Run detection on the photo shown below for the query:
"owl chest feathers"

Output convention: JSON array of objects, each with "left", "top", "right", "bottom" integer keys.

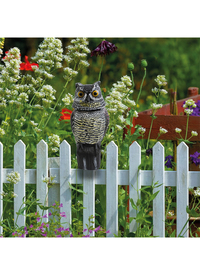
[{"left": 72, "top": 109, "right": 106, "bottom": 144}]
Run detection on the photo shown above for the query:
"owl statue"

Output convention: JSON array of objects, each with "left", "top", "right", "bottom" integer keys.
[{"left": 71, "top": 81, "right": 109, "bottom": 170}]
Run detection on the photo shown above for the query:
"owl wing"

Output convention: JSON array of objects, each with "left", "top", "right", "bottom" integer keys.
[
  {"left": 70, "top": 110, "right": 75, "bottom": 134},
  {"left": 104, "top": 108, "right": 109, "bottom": 135}
]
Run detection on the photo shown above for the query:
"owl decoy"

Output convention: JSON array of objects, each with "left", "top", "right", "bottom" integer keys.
[{"left": 71, "top": 81, "right": 109, "bottom": 170}]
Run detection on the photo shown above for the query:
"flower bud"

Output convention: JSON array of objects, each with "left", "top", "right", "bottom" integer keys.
[
  {"left": 127, "top": 62, "right": 134, "bottom": 71},
  {"left": 141, "top": 59, "right": 148, "bottom": 67}
]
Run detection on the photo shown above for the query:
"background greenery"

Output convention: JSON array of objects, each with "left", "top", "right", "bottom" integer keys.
[{"left": 4, "top": 37, "right": 200, "bottom": 105}]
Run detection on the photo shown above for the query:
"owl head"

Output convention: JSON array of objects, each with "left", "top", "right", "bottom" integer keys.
[{"left": 72, "top": 81, "right": 105, "bottom": 111}]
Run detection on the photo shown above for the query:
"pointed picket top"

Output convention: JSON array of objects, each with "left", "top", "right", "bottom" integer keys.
[
  {"left": 177, "top": 141, "right": 189, "bottom": 153},
  {"left": 153, "top": 141, "right": 164, "bottom": 152},
  {"left": 14, "top": 139, "right": 25, "bottom": 148},
  {"left": 60, "top": 139, "right": 71, "bottom": 148},
  {"left": 107, "top": 141, "right": 117, "bottom": 149},
  {"left": 37, "top": 139, "right": 48, "bottom": 149}
]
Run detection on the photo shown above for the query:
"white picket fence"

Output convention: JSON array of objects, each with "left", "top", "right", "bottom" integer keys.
[{"left": 0, "top": 139, "right": 200, "bottom": 237}]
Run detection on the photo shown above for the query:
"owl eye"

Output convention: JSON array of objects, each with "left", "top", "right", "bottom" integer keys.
[
  {"left": 78, "top": 91, "right": 84, "bottom": 98},
  {"left": 92, "top": 90, "right": 99, "bottom": 97}
]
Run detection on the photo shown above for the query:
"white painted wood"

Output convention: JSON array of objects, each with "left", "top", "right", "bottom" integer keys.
[
  {"left": 60, "top": 140, "right": 71, "bottom": 228},
  {"left": 36, "top": 140, "right": 48, "bottom": 219},
  {"left": 14, "top": 140, "right": 26, "bottom": 228},
  {"left": 83, "top": 170, "right": 95, "bottom": 236},
  {"left": 176, "top": 142, "right": 189, "bottom": 237},
  {"left": 106, "top": 141, "right": 118, "bottom": 237},
  {"left": 153, "top": 142, "right": 165, "bottom": 237},
  {"left": 40, "top": 168, "right": 200, "bottom": 189},
  {"left": 129, "top": 141, "right": 141, "bottom": 233},
  {"left": 0, "top": 143, "right": 3, "bottom": 235}
]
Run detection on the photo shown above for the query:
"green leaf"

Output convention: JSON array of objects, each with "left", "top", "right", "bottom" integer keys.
[
  {"left": 68, "top": 182, "right": 86, "bottom": 194},
  {"left": 149, "top": 191, "right": 160, "bottom": 201},
  {"left": 38, "top": 205, "right": 51, "bottom": 210}
]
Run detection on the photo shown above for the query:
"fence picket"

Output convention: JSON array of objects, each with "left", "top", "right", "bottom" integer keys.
[
  {"left": 0, "top": 143, "right": 3, "bottom": 235},
  {"left": 129, "top": 141, "right": 141, "bottom": 233},
  {"left": 60, "top": 140, "right": 71, "bottom": 228},
  {"left": 37, "top": 140, "right": 48, "bottom": 219},
  {"left": 153, "top": 142, "right": 165, "bottom": 237},
  {"left": 106, "top": 141, "right": 118, "bottom": 237},
  {"left": 14, "top": 140, "right": 26, "bottom": 228},
  {"left": 177, "top": 142, "right": 189, "bottom": 237},
  {"left": 83, "top": 170, "right": 95, "bottom": 236}
]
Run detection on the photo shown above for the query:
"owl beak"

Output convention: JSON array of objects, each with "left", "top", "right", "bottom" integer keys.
[{"left": 86, "top": 93, "right": 92, "bottom": 102}]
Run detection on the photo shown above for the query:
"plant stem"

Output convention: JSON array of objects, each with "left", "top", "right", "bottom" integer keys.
[
  {"left": 136, "top": 68, "right": 146, "bottom": 107},
  {"left": 43, "top": 80, "right": 69, "bottom": 129},
  {"left": 185, "top": 114, "right": 189, "bottom": 140},
  {"left": 146, "top": 114, "right": 155, "bottom": 150},
  {"left": 98, "top": 57, "right": 104, "bottom": 82}
]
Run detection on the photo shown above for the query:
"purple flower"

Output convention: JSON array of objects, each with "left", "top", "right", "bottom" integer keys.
[
  {"left": 56, "top": 227, "right": 64, "bottom": 233},
  {"left": 105, "top": 230, "right": 110, "bottom": 234},
  {"left": 70, "top": 233, "right": 73, "bottom": 237},
  {"left": 59, "top": 203, "right": 63, "bottom": 208},
  {"left": 60, "top": 212, "right": 66, "bottom": 218},
  {"left": 146, "top": 148, "right": 152, "bottom": 157},
  {"left": 52, "top": 203, "right": 56, "bottom": 206},
  {"left": 48, "top": 212, "right": 52, "bottom": 216},
  {"left": 36, "top": 217, "right": 40, "bottom": 222},
  {"left": 190, "top": 151, "right": 200, "bottom": 166},
  {"left": 93, "top": 226, "right": 101, "bottom": 232},
  {"left": 41, "top": 233, "right": 47, "bottom": 237},
  {"left": 83, "top": 228, "right": 87, "bottom": 232},
  {"left": 65, "top": 228, "right": 70, "bottom": 232},
  {"left": 42, "top": 214, "right": 48, "bottom": 218},
  {"left": 91, "top": 40, "right": 117, "bottom": 57},
  {"left": 29, "top": 224, "right": 33, "bottom": 229},
  {"left": 165, "top": 155, "right": 174, "bottom": 168}
]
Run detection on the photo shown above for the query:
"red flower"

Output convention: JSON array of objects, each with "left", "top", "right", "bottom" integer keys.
[
  {"left": 20, "top": 56, "right": 39, "bottom": 71},
  {"left": 59, "top": 108, "right": 72, "bottom": 122}
]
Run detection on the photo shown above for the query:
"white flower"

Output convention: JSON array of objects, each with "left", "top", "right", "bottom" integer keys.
[
  {"left": 6, "top": 171, "right": 21, "bottom": 184},
  {"left": 194, "top": 188, "right": 200, "bottom": 197},
  {"left": 175, "top": 128, "right": 182, "bottom": 133},
  {"left": 184, "top": 99, "right": 196, "bottom": 108},
  {"left": 0, "top": 128, "right": 5, "bottom": 135},
  {"left": 191, "top": 131, "right": 198, "bottom": 137},
  {"left": 184, "top": 108, "right": 193, "bottom": 115},
  {"left": 139, "top": 127, "right": 146, "bottom": 135},
  {"left": 159, "top": 127, "right": 168, "bottom": 134},
  {"left": 151, "top": 103, "right": 163, "bottom": 110},
  {"left": 154, "top": 75, "right": 167, "bottom": 86},
  {"left": 160, "top": 89, "right": 168, "bottom": 95},
  {"left": 152, "top": 87, "right": 159, "bottom": 94},
  {"left": 132, "top": 110, "right": 138, "bottom": 117}
]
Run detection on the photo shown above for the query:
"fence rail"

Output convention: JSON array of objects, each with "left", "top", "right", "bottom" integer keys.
[{"left": 1, "top": 139, "right": 200, "bottom": 237}]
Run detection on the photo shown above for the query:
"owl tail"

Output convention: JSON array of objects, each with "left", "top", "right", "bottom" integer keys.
[{"left": 76, "top": 143, "right": 101, "bottom": 170}]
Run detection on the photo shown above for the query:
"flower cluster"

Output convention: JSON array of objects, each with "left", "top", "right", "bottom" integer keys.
[
  {"left": 6, "top": 171, "right": 21, "bottom": 184},
  {"left": 105, "top": 75, "right": 135, "bottom": 132},
  {"left": 63, "top": 38, "right": 90, "bottom": 81},
  {"left": 91, "top": 40, "right": 117, "bottom": 57},
  {"left": 32, "top": 37, "right": 63, "bottom": 79},
  {"left": 48, "top": 134, "right": 60, "bottom": 153},
  {"left": 183, "top": 99, "right": 196, "bottom": 116}
]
